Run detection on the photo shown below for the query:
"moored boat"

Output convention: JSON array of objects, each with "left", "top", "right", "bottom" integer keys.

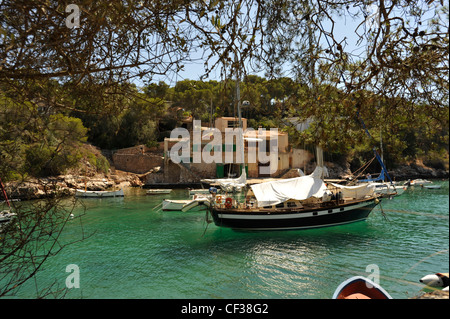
[
  {"left": 410, "top": 179, "right": 432, "bottom": 186},
  {"left": 75, "top": 188, "right": 124, "bottom": 198},
  {"left": 423, "top": 184, "right": 441, "bottom": 189},
  {"left": 371, "top": 182, "right": 407, "bottom": 197},
  {"left": 146, "top": 189, "right": 172, "bottom": 195},
  {"left": 208, "top": 167, "right": 381, "bottom": 231},
  {"left": 0, "top": 210, "right": 16, "bottom": 223},
  {"left": 332, "top": 276, "right": 393, "bottom": 299},
  {"left": 162, "top": 194, "right": 211, "bottom": 211},
  {"left": 188, "top": 188, "right": 210, "bottom": 195}
]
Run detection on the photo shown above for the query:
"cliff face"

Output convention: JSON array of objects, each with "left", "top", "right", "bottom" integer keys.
[{"left": 388, "top": 163, "right": 449, "bottom": 180}]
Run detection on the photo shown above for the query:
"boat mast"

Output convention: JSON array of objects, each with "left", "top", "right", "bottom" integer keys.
[{"left": 234, "top": 52, "right": 245, "bottom": 176}]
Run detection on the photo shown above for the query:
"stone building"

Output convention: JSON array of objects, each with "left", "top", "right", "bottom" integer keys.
[{"left": 162, "top": 117, "right": 313, "bottom": 182}]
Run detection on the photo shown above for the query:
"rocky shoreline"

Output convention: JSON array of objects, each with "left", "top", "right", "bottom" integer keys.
[
  {"left": 1, "top": 162, "right": 448, "bottom": 202},
  {"left": 2, "top": 170, "right": 143, "bottom": 201}
]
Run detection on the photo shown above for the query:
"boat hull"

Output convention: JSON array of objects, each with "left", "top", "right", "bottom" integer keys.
[
  {"left": 375, "top": 185, "right": 406, "bottom": 197},
  {"left": 332, "top": 276, "right": 392, "bottom": 299},
  {"left": 162, "top": 199, "right": 207, "bottom": 211},
  {"left": 209, "top": 198, "right": 378, "bottom": 231},
  {"left": 75, "top": 189, "right": 124, "bottom": 198},
  {"left": 147, "top": 189, "right": 172, "bottom": 195}
]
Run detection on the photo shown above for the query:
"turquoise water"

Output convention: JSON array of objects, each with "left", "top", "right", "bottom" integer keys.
[{"left": 6, "top": 181, "right": 449, "bottom": 299}]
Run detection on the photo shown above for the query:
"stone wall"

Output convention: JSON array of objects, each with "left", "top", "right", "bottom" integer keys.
[{"left": 112, "top": 145, "right": 163, "bottom": 174}]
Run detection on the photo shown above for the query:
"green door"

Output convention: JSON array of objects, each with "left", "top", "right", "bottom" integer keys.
[{"left": 216, "top": 163, "right": 224, "bottom": 178}]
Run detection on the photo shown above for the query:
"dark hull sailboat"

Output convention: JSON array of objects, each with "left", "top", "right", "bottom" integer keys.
[
  {"left": 207, "top": 165, "right": 380, "bottom": 231},
  {"left": 209, "top": 196, "right": 379, "bottom": 231}
]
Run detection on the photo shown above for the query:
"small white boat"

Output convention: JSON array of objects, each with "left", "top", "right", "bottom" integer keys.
[
  {"left": 423, "top": 185, "right": 441, "bottom": 189},
  {"left": 0, "top": 210, "right": 16, "bottom": 223},
  {"left": 410, "top": 179, "right": 432, "bottom": 186},
  {"left": 188, "top": 189, "right": 210, "bottom": 195},
  {"left": 371, "top": 182, "right": 407, "bottom": 197},
  {"left": 181, "top": 198, "right": 211, "bottom": 212},
  {"left": 146, "top": 189, "right": 172, "bottom": 195},
  {"left": 75, "top": 188, "right": 124, "bottom": 198},
  {"left": 162, "top": 194, "right": 210, "bottom": 211}
]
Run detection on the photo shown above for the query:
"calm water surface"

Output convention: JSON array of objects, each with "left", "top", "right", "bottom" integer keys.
[{"left": 9, "top": 181, "right": 449, "bottom": 299}]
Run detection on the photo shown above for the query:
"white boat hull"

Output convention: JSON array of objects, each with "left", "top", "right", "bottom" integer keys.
[
  {"left": 373, "top": 184, "right": 406, "bottom": 196},
  {"left": 147, "top": 189, "right": 172, "bottom": 194},
  {"left": 0, "top": 210, "right": 16, "bottom": 223},
  {"left": 75, "top": 189, "right": 124, "bottom": 198},
  {"left": 162, "top": 198, "right": 210, "bottom": 211},
  {"left": 410, "top": 179, "right": 432, "bottom": 186},
  {"left": 189, "top": 189, "right": 210, "bottom": 195},
  {"left": 423, "top": 185, "right": 441, "bottom": 189}
]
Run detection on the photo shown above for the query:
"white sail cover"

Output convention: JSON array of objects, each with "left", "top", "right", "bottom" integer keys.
[
  {"left": 250, "top": 167, "right": 328, "bottom": 207},
  {"left": 329, "top": 182, "right": 375, "bottom": 199}
]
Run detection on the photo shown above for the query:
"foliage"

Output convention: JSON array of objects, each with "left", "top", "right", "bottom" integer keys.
[{"left": 0, "top": 0, "right": 448, "bottom": 298}]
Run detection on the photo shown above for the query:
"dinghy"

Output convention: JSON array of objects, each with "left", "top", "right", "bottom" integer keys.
[{"left": 332, "top": 276, "right": 393, "bottom": 299}]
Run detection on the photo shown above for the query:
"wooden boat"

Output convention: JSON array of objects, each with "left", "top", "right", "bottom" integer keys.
[
  {"left": 146, "top": 189, "right": 172, "bottom": 195},
  {"left": 332, "top": 276, "right": 393, "bottom": 299},
  {"left": 208, "top": 168, "right": 381, "bottom": 231},
  {"left": 75, "top": 188, "right": 124, "bottom": 198},
  {"left": 210, "top": 195, "right": 379, "bottom": 231}
]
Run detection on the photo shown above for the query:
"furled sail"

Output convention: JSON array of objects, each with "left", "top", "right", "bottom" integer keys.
[
  {"left": 250, "top": 167, "right": 328, "bottom": 207},
  {"left": 329, "top": 182, "right": 375, "bottom": 200}
]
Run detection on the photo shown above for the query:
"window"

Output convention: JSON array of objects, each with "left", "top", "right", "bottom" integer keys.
[{"left": 227, "top": 120, "right": 237, "bottom": 128}]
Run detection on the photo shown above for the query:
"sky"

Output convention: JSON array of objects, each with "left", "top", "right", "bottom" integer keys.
[
  {"left": 148, "top": 2, "right": 440, "bottom": 87},
  {"left": 149, "top": 6, "right": 372, "bottom": 86}
]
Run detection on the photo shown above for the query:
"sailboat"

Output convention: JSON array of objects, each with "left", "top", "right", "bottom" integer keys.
[
  {"left": 208, "top": 160, "right": 379, "bottom": 231},
  {"left": 205, "top": 56, "right": 382, "bottom": 230},
  {"left": 205, "top": 119, "right": 380, "bottom": 231}
]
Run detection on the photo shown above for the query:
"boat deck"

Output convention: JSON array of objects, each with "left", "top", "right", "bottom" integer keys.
[{"left": 213, "top": 196, "right": 377, "bottom": 213}]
